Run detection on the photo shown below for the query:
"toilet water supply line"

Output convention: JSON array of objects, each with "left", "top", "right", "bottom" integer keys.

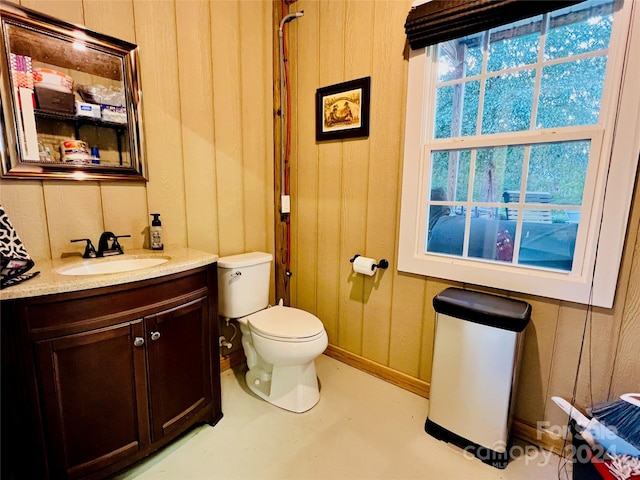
[
  {"left": 279, "top": 8, "right": 303, "bottom": 278},
  {"left": 219, "top": 318, "right": 237, "bottom": 350}
]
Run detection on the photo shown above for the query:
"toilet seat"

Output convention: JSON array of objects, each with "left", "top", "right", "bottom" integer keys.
[{"left": 248, "top": 306, "right": 325, "bottom": 342}]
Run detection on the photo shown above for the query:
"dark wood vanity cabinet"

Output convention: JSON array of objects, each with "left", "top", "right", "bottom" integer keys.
[{"left": 1, "top": 264, "right": 222, "bottom": 480}]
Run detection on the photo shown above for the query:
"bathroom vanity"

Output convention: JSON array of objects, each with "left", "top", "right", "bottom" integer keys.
[{"left": 0, "top": 248, "right": 222, "bottom": 479}]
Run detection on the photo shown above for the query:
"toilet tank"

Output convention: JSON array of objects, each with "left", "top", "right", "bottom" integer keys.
[{"left": 217, "top": 252, "right": 273, "bottom": 318}]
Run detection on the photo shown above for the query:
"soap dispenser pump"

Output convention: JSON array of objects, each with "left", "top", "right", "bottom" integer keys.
[{"left": 150, "top": 213, "right": 163, "bottom": 250}]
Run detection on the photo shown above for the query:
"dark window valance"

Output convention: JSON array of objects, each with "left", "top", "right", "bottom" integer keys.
[{"left": 404, "top": 0, "right": 585, "bottom": 50}]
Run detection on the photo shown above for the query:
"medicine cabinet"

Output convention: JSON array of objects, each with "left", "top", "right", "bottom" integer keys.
[{"left": 0, "top": 3, "right": 147, "bottom": 181}]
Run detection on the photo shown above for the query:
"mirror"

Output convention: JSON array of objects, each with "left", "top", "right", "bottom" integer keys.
[{"left": 0, "top": 3, "right": 147, "bottom": 181}]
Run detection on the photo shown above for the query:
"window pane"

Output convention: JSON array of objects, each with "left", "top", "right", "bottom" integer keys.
[
  {"left": 426, "top": 214, "right": 465, "bottom": 256},
  {"left": 565, "top": 210, "right": 581, "bottom": 223},
  {"left": 537, "top": 57, "right": 607, "bottom": 129},
  {"left": 488, "top": 18, "right": 541, "bottom": 72},
  {"left": 527, "top": 141, "right": 590, "bottom": 205},
  {"left": 426, "top": 150, "right": 470, "bottom": 249},
  {"left": 468, "top": 220, "right": 516, "bottom": 263},
  {"left": 434, "top": 81, "right": 480, "bottom": 138},
  {"left": 517, "top": 221, "right": 577, "bottom": 271},
  {"left": 545, "top": 1, "right": 614, "bottom": 61},
  {"left": 430, "top": 150, "right": 471, "bottom": 202},
  {"left": 437, "top": 33, "right": 483, "bottom": 82},
  {"left": 427, "top": 187, "right": 451, "bottom": 240},
  {"left": 473, "top": 146, "right": 524, "bottom": 203},
  {"left": 482, "top": 70, "right": 535, "bottom": 134},
  {"left": 465, "top": 38, "right": 483, "bottom": 77}
]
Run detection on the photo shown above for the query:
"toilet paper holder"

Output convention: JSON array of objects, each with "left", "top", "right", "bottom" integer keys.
[{"left": 349, "top": 254, "right": 389, "bottom": 271}]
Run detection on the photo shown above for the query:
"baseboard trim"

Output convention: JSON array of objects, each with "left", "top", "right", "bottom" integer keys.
[
  {"left": 219, "top": 349, "right": 245, "bottom": 373},
  {"left": 512, "top": 419, "right": 568, "bottom": 456},
  {"left": 323, "top": 344, "right": 567, "bottom": 455},
  {"left": 323, "top": 344, "right": 430, "bottom": 398}
]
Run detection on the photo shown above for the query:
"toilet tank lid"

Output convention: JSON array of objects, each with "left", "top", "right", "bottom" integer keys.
[{"left": 218, "top": 252, "right": 273, "bottom": 268}]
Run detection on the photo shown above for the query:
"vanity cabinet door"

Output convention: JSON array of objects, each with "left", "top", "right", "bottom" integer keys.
[
  {"left": 145, "top": 297, "right": 212, "bottom": 442},
  {"left": 34, "top": 320, "right": 150, "bottom": 479}
]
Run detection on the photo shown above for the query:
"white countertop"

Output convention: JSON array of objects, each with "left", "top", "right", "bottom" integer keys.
[{"left": 0, "top": 247, "right": 218, "bottom": 300}]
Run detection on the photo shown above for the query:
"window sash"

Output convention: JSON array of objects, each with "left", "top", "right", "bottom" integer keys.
[{"left": 417, "top": 130, "right": 604, "bottom": 277}]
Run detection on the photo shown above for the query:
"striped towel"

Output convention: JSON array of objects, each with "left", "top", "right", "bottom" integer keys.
[{"left": 0, "top": 204, "right": 39, "bottom": 289}]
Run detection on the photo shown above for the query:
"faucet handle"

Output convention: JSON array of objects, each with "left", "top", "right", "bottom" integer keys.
[
  {"left": 71, "top": 238, "right": 97, "bottom": 258},
  {"left": 111, "top": 234, "right": 131, "bottom": 254}
]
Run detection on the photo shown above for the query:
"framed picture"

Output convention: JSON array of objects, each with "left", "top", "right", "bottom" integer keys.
[{"left": 316, "top": 76, "right": 370, "bottom": 141}]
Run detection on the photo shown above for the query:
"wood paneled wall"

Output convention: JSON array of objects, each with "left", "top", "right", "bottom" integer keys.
[
  {"left": 287, "top": 0, "right": 640, "bottom": 434},
  {"left": 1, "top": 0, "right": 638, "bottom": 444},
  {"left": 0, "top": 0, "right": 274, "bottom": 262}
]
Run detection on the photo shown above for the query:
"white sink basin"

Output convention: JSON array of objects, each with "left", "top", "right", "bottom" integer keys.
[{"left": 58, "top": 255, "right": 171, "bottom": 276}]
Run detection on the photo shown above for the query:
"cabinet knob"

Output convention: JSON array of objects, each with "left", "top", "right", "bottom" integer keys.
[
  {"left": 133, "top": 337, "right": 145, "bottom": 347},
  {"left": 150, "top": 331, "right": 161, "bottom": 341}
]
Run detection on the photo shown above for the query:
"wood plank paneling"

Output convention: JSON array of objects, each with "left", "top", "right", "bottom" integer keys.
[
  {"left": 43, "top": 182, "right": 104, "bottom": 259},
  {"left": 315, "top": 0, "right": 345, "bottom": 345},
  {"left": 512, "top": 295, "right": 560, "bottom": 426},
  {"left": 363, "top": 0, "right": 408, "bottom": 366},
  {"left": 133, "top": 0, "right": 186, "bottom": 249},
  {"left": 611, "top": 229, "right": 640, "bottom": 393},
  {"left": 83, "top": 1, "right": 146, "bottom": 253},
  {"left": 240, "top": 0, "right": 273, "bottom": 255},
  {"left": 175, "top": 1, "right": 218, "bottom": 254},
  {"left": 389, "top": 273, "right": 426, "bottom": 376},
  {"left": 420, "top": 278, "right": 458, "bottom": 382},
  {"left": 81, "top": 0, "right": 136, "bottom": 44},
  {"left": 0, "top": 181, "right": 50, "bottom": 261},
  {"left": 99, "top": 183, "right": 148, "bottom": 251},
  {"left": 293, "top": 0, "right": 320, "bottom": 315},
  {"left": 337, "top": 0, "right": 374, "bottom": 355},
  {"left": 210, "top": 1, "right": 245, "bottom": 256},
  {"left": 21, "top": 0, "right": 83, "bottom": 24},
  {"left": 610, "top": 172, "right": 640, "bottom": 396}
]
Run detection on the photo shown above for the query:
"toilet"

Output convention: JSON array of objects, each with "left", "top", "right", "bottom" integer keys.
[{"left": 217, "top": 252, "right": 328, "bottom": 413}]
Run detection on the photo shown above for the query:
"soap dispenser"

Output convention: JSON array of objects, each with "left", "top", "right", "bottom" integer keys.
[{"left": 150, "top": 213, "right": 164, "bottom": 250}]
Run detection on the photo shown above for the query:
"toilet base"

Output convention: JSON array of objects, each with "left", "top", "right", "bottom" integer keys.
[{"left": 245, "top": 361, "right": 320, "bottom": 413}]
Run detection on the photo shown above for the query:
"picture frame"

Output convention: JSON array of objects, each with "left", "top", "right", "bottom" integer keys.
[{"left": 315, "top": 76, "right": 370, "bottom": 141}]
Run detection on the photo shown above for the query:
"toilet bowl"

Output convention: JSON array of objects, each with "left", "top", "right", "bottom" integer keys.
[
  {"left": 217, "top": 252, "right": 328, "bottom": 413},
  {"left": 239, "top": 305, "right": 328, "bottom": 412}
]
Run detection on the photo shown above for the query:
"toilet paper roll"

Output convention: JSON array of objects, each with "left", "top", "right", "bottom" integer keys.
[{"left": 353, "top": 256, "right": 377, "bottom": 276}]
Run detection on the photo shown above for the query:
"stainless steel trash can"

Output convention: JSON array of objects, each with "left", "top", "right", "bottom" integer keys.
[{"left": 426, "top": 287, "right": 531, "bottom": 469}]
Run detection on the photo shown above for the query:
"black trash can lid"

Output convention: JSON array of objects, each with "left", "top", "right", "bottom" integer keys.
[{"left": 433, "top": 287, "right": 531, "bottom": 332}]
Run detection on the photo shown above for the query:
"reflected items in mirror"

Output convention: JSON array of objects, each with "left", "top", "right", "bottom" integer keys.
[{"left": 0, "top": 2, "right": 147, "bottom": 180}]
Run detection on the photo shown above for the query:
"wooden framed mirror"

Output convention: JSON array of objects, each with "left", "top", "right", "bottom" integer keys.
[{"left": 0, "top": 3, "right": 147, "bottom": 181}]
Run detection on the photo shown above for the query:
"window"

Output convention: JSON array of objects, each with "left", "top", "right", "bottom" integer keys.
[{"left": 399, "top": 0, "right": 640, "bottom": 307}]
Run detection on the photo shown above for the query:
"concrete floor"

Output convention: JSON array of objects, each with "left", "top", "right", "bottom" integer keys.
[{"left": 113, "top": 354, "right": 572, "bottom": 480}]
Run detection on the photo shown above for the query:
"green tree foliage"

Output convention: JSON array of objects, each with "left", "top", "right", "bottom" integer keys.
[{"left": 431, "top": 1, "right": 613, "bottom": 211}]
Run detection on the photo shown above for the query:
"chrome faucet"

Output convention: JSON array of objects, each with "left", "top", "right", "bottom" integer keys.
[{"left": 97, "top": 232, "right": 131, "bottom": 257}]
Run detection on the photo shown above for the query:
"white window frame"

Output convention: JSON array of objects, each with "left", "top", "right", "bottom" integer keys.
[{"left": 398, "top": 0, "right": 640, "bottom": 308}]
